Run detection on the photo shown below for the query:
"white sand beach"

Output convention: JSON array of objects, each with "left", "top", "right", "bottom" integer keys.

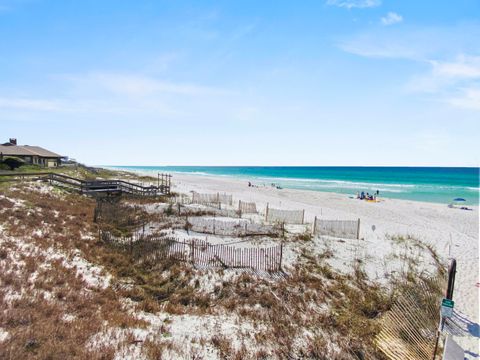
[{"left": 163, "top": 172, "right": 479, "bottom": 355}]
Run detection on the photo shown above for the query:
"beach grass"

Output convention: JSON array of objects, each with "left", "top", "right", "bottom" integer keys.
[{"left": 0, "top": 167, "right": 466, "bottom": 359}]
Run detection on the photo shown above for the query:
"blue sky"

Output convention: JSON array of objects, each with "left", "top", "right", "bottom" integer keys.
[{"left": 0, "top": 0, "right": 479, "bottom": 166}]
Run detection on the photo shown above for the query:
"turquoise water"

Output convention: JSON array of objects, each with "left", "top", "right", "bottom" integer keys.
[{"left": 107, "top": 166, "right": 479, "bottom": 205}]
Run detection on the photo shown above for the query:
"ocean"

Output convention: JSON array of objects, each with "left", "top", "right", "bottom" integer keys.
[{"left": 106, "top": 166, "right": 479, "bottom": 205}]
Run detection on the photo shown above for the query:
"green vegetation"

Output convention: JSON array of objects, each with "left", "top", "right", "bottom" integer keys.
[
  {"left": 0, "top": 156, "right": 26, "bottom": 170},
  {"left": 0, "top": 162, "right": 156, "bottom": 183}
]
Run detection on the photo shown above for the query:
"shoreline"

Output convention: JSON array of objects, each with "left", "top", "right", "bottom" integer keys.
[{"left": 105, "top": 166, "right": 480, "bottom": 209}]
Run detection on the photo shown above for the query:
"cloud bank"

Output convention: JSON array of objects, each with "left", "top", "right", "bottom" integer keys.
[{"left": 326, "top": 0, "right": 381, "bottom": 9}]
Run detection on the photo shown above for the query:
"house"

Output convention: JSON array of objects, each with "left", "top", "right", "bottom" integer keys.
[{"left": 0, "top": 138, "right": 64, "bottom": 167}]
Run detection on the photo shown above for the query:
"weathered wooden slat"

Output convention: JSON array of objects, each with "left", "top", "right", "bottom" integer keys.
[
  {"left": 100, "top": 230, "right": 282, "bottom": 272},
  {"left": 375, "top": 274, "right": 446, "bottom": 360}
]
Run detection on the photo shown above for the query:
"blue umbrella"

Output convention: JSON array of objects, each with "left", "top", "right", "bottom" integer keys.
[{"left": 453, "top": 198, "right": 466, "bottom": 202}]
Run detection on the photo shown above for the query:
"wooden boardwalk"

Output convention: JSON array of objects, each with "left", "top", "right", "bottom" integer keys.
[{"left": 0, "top": 172, "right": 170, "bottom": 197}]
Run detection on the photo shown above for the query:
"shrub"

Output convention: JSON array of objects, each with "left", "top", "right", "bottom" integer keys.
[
  {"left": 164, "top": 204, "right": 174, "bottom": 216},
  {"left": 1, "top": 156, "right": 25, "bottom": 170}
]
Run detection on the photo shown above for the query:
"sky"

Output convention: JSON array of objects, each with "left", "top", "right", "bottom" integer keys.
[{"left": 0, "top": 0, "right": 479, "bottom": 166}]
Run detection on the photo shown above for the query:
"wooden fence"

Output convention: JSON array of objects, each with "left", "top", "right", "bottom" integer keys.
[
  {"left": 192, "top": 192, "right": 233, "bottom": 206},
  {"left": 238, "top": 200, "right": 257, "bottom": 215},
  {"left": 172, "top": 203, "right": 240, "bottom": 218},
  {"left": 375, "top": 275, "right": 446, "bottom": 360},
  {"left": 265, "top": 205, "right": 304, "bottom": 224},
  {"left": 313, "top": 217, "right": 360, "bottom": 239},
  {"left": 100, "top": 231, "right": 282, "bottom": 272},
  {"left": 187, "top": 216, "right": 280, "bottom": 237},
  {"left": 172, "top": 194, "right": 193, "bottom": 205},
  {"left": 192, "top": 239, "right": 282, "bottom": 271}
]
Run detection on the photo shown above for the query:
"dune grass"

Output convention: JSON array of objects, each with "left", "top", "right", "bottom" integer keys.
[{"left": 0, "top": 177, "right": 446, "bottom": 359}]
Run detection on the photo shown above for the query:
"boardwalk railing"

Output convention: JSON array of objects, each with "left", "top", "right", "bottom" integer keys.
[
  {"left": 49, "top": 173, "right": 163, "bottom": 196},
  {"left": 0, "top": 172, "right": 169, "bottom": 196},
  {"left": 101, "top": 231, "right": 282, "bottom": 272}
]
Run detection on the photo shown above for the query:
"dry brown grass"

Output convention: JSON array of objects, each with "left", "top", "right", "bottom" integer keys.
[
  {"left": 0, "top": 184, "right": 149, "bottom": 359},
  {"left": 0, "top": 179, "right": 444, "bottom": 360},
  {"left": 91, "top": 191, "right": 393, "bottom": 358},
  {"left": 293, "top": 231, "right": 313, "bottom": 242},
  {"left": 0, "top": 196, "right": 15, "bottom": 209}
]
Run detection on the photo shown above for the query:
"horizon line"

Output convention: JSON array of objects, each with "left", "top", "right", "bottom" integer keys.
[{"left": 99, "top": 164, "right": 480, "bottom": 169}]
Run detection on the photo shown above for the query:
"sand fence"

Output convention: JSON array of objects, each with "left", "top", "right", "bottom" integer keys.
[
  {"left": 172, "top": 194, "right": 193, "bottom": 205},
  {"left": 265, "top": 204, "right": 305, "bottom": 224},
  {"left": 375, "top": 274, "right": 446, "bottom": 360},
  {"left": 171, "top": 196, "right": 362, "bottom": 239},
  {"left": 100, "top": 230, "right": 282, "bottom": 272},
  {"left": 313, "top": 217, "right": 360, "bottom": 239},
  {"left": 191, "top": 192, "right": 233, "bottom": 206},
  {"left": 238, "top": 200, "right": 257, "bottom": 215},
  {"left": 172, "top": 203, "right": 240, "bottom": 218},
  {"left": 187, "top": 216, "right": 280, "bottom": 237}
]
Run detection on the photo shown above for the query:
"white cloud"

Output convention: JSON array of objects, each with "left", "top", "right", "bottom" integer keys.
[
  {"left": 65, "top": 72, "right": 226, "bottom": 97},
  {"left": 338, "top": 33, "right": 420, "bottom": 59},
  {"left": 338, "top": 23, "right": 480, "bottom": 61},
  {"left": 0, "top": 98, "right": 63, "bottom": 111},
  {"left": 0, "top": 96, "right": 141, "bottom": 114},
  {"left": 326, "top": 0, "right": 381, "bottom": 9},
  {"left": 338, "top": 24, "right": 480, "bottom": 111},
  {"left": 337, "top": 28, "right": 434, "bottom": 60},
  {"left": 447, "top": 88, "right": 480, "bottom": 110},
  {"left": 381, "top": 12, "right": 403, "bottom": 26},
  {"left": 0, "top": 71, "right": 237, "bottom": 121},
  {"left": 406, "top": 56, "right": 480, "bottom": 92},
  {"left": 431, "top": 55, "right": 480, "bottom": 79},
  {"left": 406, "top": 56, "right": 480, "bottom": 110}
]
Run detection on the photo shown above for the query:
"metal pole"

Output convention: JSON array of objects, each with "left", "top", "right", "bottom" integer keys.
[{"left": 446, "top": 259, "right": 456, "bottom": 300}]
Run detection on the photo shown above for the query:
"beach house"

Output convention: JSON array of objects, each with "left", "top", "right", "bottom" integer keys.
[{"left": 0, "top": 138, "right": 64, "bottom": 167}]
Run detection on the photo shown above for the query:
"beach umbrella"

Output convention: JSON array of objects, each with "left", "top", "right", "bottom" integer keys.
[{"left": 451, "top": 198, "right": 467, "bottom": 207}]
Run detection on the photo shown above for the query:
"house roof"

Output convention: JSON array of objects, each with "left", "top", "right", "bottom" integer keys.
[{"left": 0, "top": 145, "right": 62, "bottom": 158}]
